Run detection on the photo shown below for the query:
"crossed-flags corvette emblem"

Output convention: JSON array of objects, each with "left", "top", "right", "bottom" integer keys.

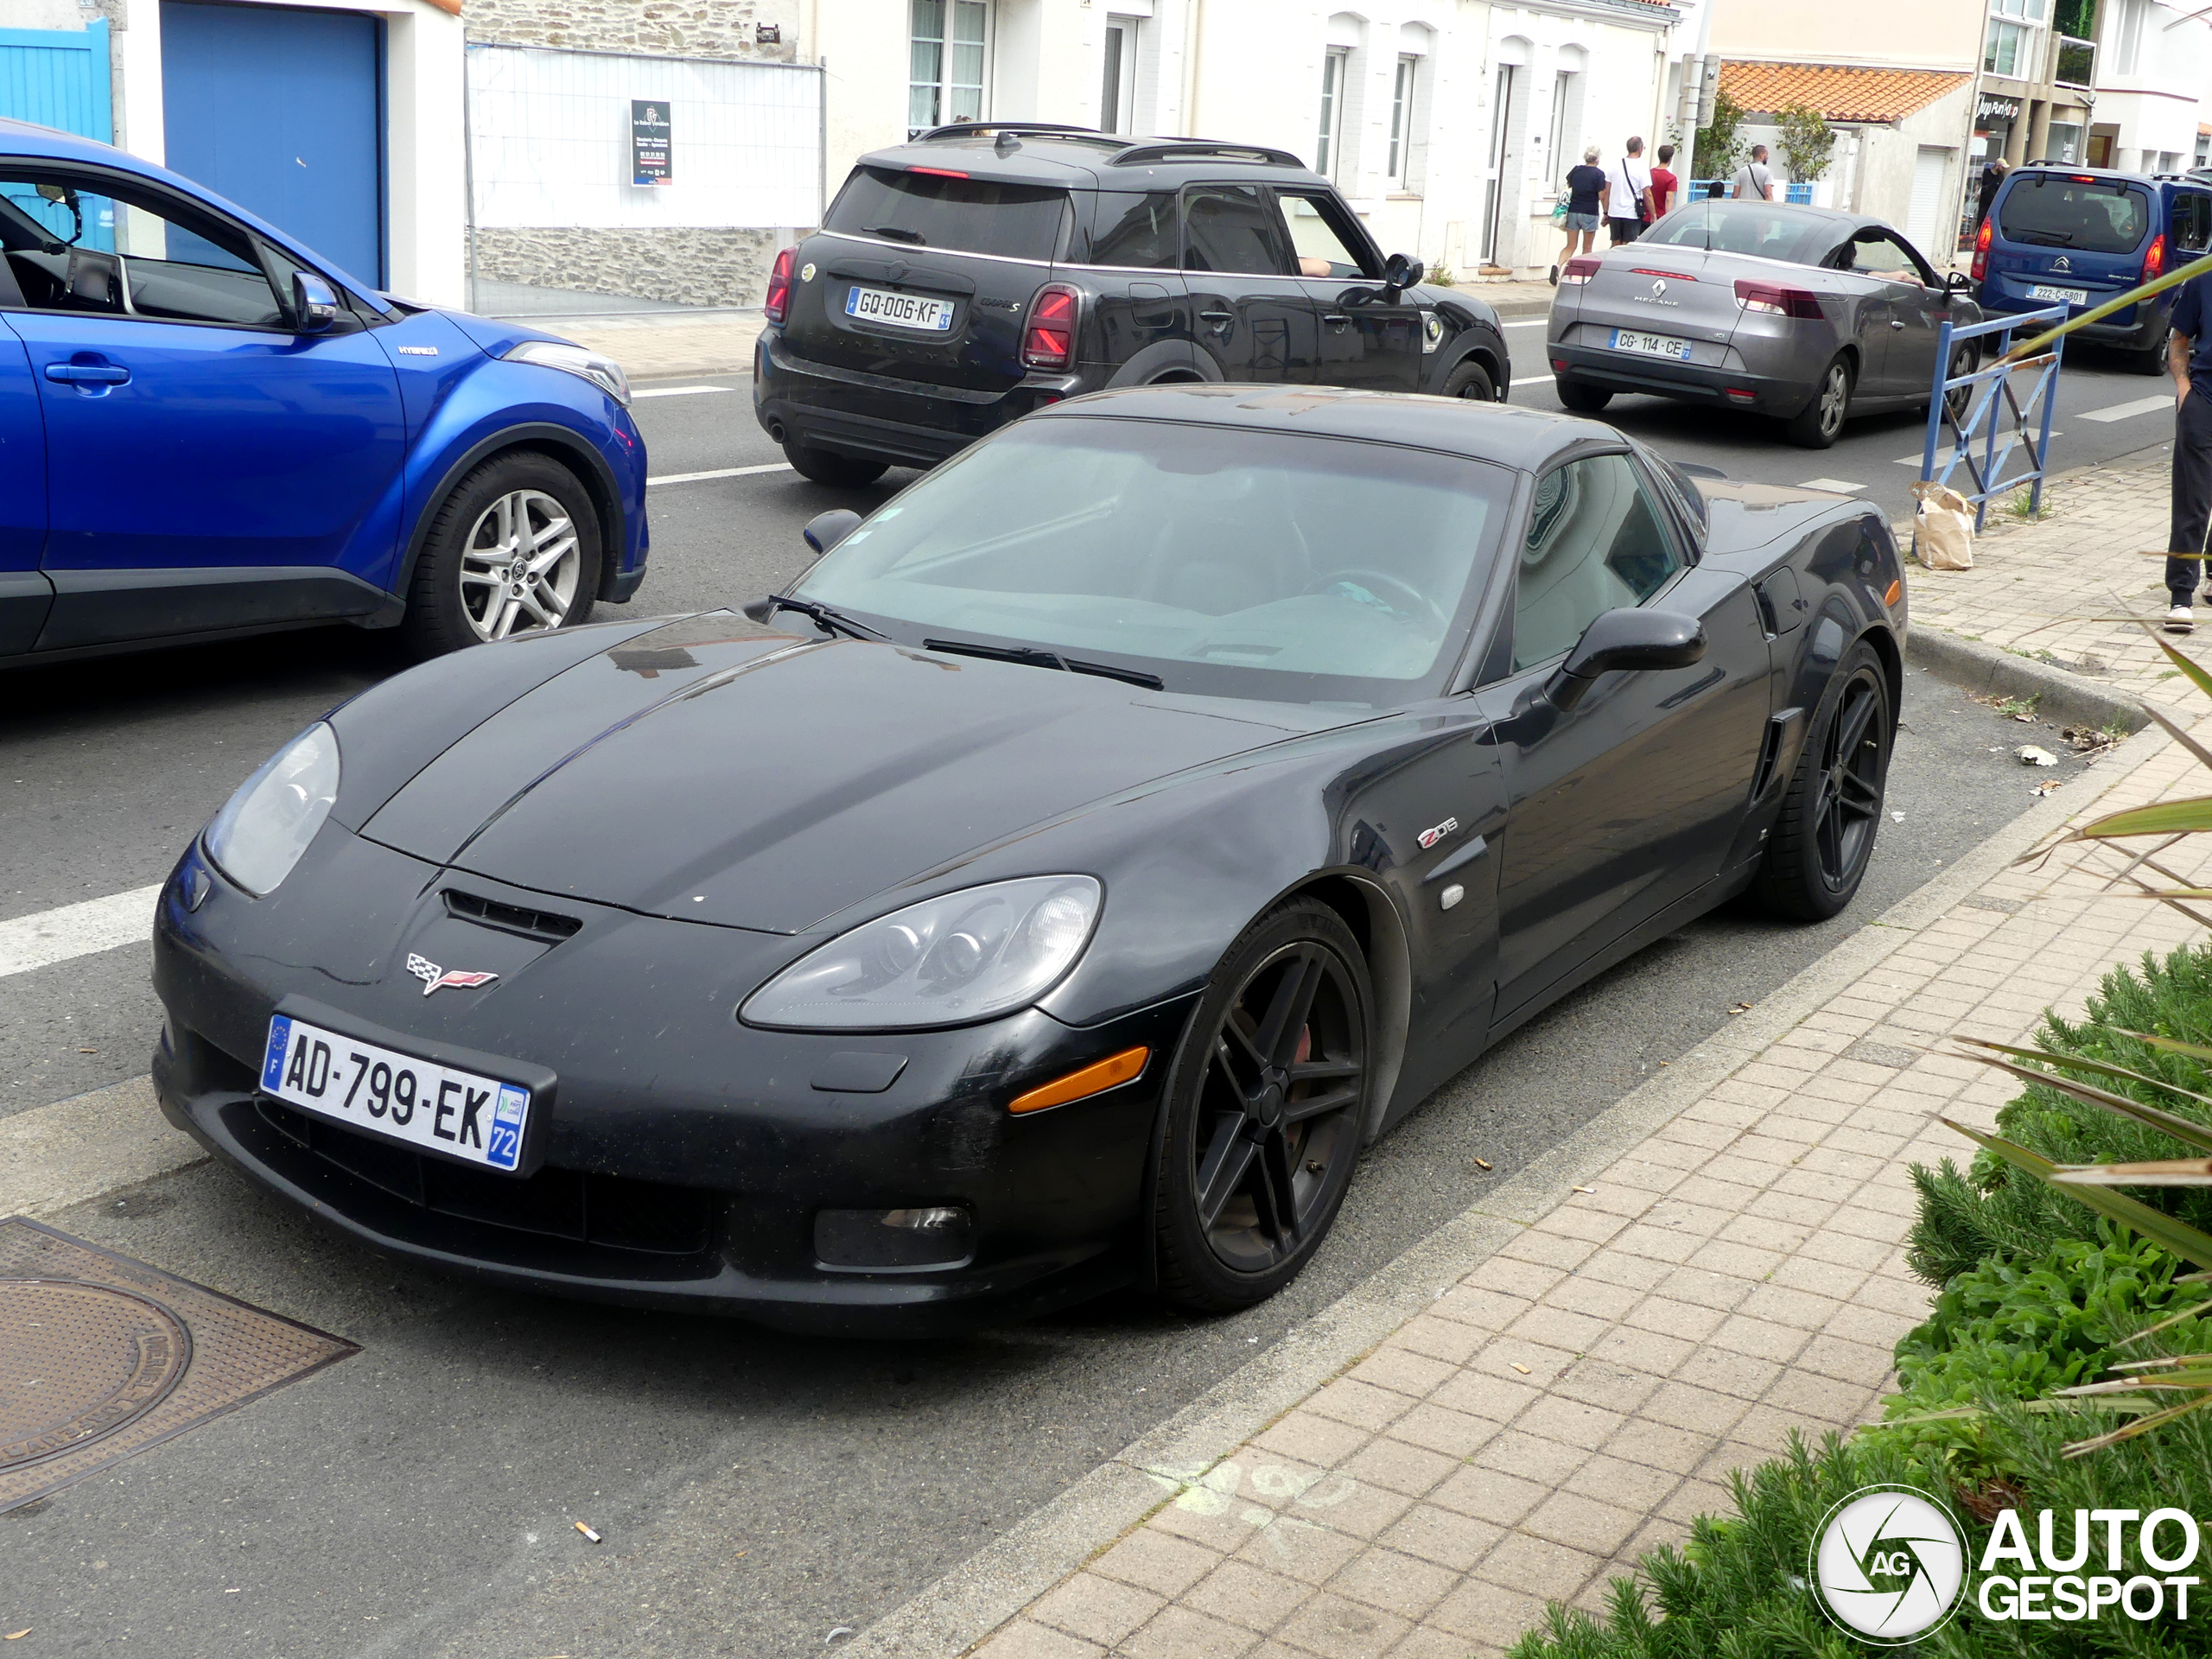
[{"left": 406, "top": 952, "right": 501, "bottom": 996}]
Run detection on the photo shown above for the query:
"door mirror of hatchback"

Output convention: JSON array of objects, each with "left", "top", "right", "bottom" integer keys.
[
  {"left": 1946, "top": 270, "right": 1974, "bottom": 296},
  {"left": 1381, "top": 251, "right": 1425, "bottom": 293},
  {"left": 803, "top": 508, "right": 864, "bottom": 556},
  {"left": 1548, "top": 607, "right": 1706, "bottom": 711},
  {"left": 290, "top": 270, "right": 340, "bottom": 334}
]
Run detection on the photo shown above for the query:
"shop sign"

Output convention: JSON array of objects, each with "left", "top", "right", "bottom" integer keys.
[{"left": 631, "top": 100, "right": 671, "bottom": 186}]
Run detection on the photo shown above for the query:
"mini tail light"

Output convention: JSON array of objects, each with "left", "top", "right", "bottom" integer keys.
[
  {"left": 1560, "top": 257, "right": 1601, "bottom": 285},
  {"left": 2144, "top": 232, "right": 2165, "bottom": 281},
  {"left": 764, "top": 245, "right": 798, "bottom": 326},
  {"left": 1022, "top": 283, "right": 1080, "bottom": 371},
  {"left": 1732, "top": 278, "right": 1824, "bottom": 320},
  {"left": 1971, "top": 218, "right": 1992, "bottom": 284}
]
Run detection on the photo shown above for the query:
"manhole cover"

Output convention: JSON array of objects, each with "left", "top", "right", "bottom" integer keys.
[
  {"left": 0, "top": 1217, "right": 356, "bottom": 1513},
  {"left": 0, "top": 1279, "right": 191, "bottom": 1469}
]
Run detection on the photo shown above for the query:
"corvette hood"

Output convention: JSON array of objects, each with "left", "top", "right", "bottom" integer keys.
[{"left": 359, "top": 614, "right": 1312, "bottom": 934}]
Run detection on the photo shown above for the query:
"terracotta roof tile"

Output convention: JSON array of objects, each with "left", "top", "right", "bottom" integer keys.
[{"left": 1719, "top": 61, "right": 1971, "bottom": 124}]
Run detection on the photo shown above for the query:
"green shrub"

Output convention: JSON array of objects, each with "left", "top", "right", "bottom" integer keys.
[{"left": 1905, "top": 944, "right": 2212, "bottom": 1286}]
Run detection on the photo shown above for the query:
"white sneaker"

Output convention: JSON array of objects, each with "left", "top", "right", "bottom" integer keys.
[{"left": 2168, "top": 605, "right": 2195, "bottom": 633}]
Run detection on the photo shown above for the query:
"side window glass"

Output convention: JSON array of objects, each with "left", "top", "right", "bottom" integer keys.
[
  {"left": 1090, "top": 191, "right": 1179, "bottom": 270},
  {"left": 0, "top": 171, "right": 285, "bottom": 327},
  {"left": 2177, "top": 195, "right": 2212, "bottom": 257},
  {"left": 1276, "top": 190, "right": 1374, "bottom": 279},
  {"left": 1181, "top": 184, "right": 1294, "bottom": 276},
  {"left": 1851, "top": 232, "right": 1926, "bottom": 285},
  {"left": 1512, "top": 455, "right": 1683, "bottom": 672}
]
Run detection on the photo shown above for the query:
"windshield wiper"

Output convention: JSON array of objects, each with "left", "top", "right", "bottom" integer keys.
[
  {"left": 861, "top": 225, "right": 926, "bottom": 245},
  {"left": 923, "top": 637, "right": 1164, "bottom": 690},
  {"left": 765, "top": 594, "right": 886, "bottom": 641}
]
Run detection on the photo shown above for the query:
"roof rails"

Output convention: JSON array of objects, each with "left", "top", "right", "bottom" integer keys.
[
  {"left": 1109, "top": 139, "right": 1307, "bottom": 168},
  {"left": 914, "top": 121, "right": 1108, "bottom": 143}
]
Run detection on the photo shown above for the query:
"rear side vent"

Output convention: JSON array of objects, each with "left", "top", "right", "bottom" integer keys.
[{"left": 442, "top": 889, "right": 582, "bottom": 944}]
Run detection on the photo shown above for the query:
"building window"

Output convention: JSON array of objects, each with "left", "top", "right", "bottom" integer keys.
[
  {"left": 1984, "top": 16, "right": 2031, "bottom": 73},
  {"left": 1317, "top": 47, "right": 1349, "bottom": 178},
  {"left": 911, "top": 0, "right": 987, "bottom": 137},
  {"left": 1100, "top": 17, "right": 1140, "bottom": 134},
  {"left": 1387, "top": 54, "right": 1415, "bottom": 182}
]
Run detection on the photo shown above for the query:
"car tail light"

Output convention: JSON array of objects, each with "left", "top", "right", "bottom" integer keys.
[
  {"left": 1560, "top": 257, "right": 1601, "bottom": 285},
  {"left": 1725, "top": 387, "right": 1758, "bottom": 404},
  {"left": 1023, "top": 283, "right": 1080, "bottom": 371},
  {"left": 2144, "top": 232, "right": 2166, "bottom": 281},
  {"left": 1550, "top": 357, "right": 1568, "bottom": 372},
  {"left": 1733, "top": 279, "right": 1824, "bottom": 320},
  {"left": 1630, "top": 269, "right": 1697, "bottom": 282},
  {"left": 1971, "top": 218, "right": 1992, "bottom": 284},
  {"left": 907, "top": 165, "right": 970, "bottom": 179},
  {"left": 764, "top": 245, "right": 797, "bottom": 325}
]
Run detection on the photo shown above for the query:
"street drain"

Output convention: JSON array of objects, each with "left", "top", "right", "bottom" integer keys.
[{"left": 0, "top": 1217, "right": 356, "bottom": 1513}]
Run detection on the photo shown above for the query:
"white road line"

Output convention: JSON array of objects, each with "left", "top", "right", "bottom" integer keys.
[
  {"left": 0, "top": 886, "right": 163, "bottom": 978},
  {"left": 1503, "top": 318, "right": 1549, "bottom": 328},
  {"left": 646, "top": 461, "right": 795, "bottom": 487},
  {"left": 1892, "top": 433, "right": 2063, "bottom": 466},
  {"left": 2079, "top": 394, "right": 2175, "bottom": 423},
  {"left": 1798, "top": 478, "right": 1866, "bottom": 493},
  {"left": 1510, "top": 375, "right": 1553, "bottom": 386},
  {"left": 632, "top": 384, "right": 735, "bottom": 399}
]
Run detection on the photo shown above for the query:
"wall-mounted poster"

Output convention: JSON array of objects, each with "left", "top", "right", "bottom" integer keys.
[{"left": 631, "top": 100, "right": 671, "bottom": 185}]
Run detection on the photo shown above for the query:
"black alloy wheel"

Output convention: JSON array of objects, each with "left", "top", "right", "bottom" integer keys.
[
  {"left": 1441, "top": 359, "right": 1497, "bottom": 402},
  {"left": 1152, "top": 899, "right": 1373, "bottom": 1312},
  {"left": 1755, "top": 640, "right": 1892, "bottom": 920}
]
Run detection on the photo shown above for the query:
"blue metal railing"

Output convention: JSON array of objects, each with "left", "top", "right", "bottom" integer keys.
[
  {"left": 1685, "top": 179, "right": 1815, "bottom": 205},
  {"left": 1920, "top": 303, "right": 2069, "bottom": 531}
]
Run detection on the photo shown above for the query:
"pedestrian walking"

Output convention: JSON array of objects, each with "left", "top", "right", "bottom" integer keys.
[
  {"left": 1731, "top": 144, "right": 1775, "bottom": 201},
  {"left": 1649, "top": 143, "right": 1680, "bottom": 220},
  {"left": 2164, "top": 268, "right": 2212, "bottom": 631},
  {"left": 1975, "top": 157, "right": 2010, "bottom": 228},
  {"left": 1553, "top": 146, "right": 1605, "bottom": 283},
  {"left": 1603, "top": 138, "right": 1654, "bottom": 246}
]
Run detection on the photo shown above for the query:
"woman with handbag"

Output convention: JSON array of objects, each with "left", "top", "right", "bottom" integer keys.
[{"left": 1553, "top": 146, "right": 1606, "bottom": 284}]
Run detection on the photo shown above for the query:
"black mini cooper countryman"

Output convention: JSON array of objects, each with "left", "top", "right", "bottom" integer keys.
[{"left": 753, "top": 123, "right": 1514, "bottom": 486}]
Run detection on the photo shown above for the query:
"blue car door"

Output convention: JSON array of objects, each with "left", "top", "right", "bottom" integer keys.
[
  {"left": 0, "top": 308, "right": 49, "bottom": 655},
  {"left": 0, "top": 165, "right": 405, "bottom": 652}
]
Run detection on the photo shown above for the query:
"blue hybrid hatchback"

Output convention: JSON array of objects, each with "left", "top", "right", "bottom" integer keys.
[{"left": 0, "top": 118, "right": 650, "bottom": 665}]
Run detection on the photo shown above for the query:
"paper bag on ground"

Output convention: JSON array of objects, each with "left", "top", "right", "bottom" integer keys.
[{"left": 1911, "top": 480, "right": 1974, "bottom": 571}]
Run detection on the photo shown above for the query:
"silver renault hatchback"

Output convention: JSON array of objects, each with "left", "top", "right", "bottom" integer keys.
[{"left": 1545, "top": 200, "right": 1980, "bottom": 449}]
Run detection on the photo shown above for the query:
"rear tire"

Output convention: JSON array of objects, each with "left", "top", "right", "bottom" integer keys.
[
  {"left": 401, "top": 452, "right": 601, "bottom": 659},
  {"left": 1441, "top": 359, "right": 1497, "bottom": 402},
  {"left": 782, "top": 440, "right": 888, "bottom": 488},
  {"left": 1938, "top": 340, "right": 1977, "bottom": 423},
  {"left": 1151, "top": 899, "right": 1373, "bottom": 1313},
  {"left": 2128, "top": 330, "right": 2171, "bottom": 376},
  {"left": 1754, "top": 640, "right": 1892, "bottom": 921},
  {"left": 1555, "top": 378, "right": 1612, "bottom": 413},
  {"left": 1784, "top": 354, "right": 1853, "bottom": 448}
]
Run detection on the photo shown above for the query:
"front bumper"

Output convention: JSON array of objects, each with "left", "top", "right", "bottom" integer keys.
[
  {"left": 752, "top": 330, "right": 1085, "bottom": 467},
  {"left": 1548, "top": 340, "right": 1810, "bottom": 415},
  {"left": 151, "top": 835, "right": 1191, "bottom": 1336}
]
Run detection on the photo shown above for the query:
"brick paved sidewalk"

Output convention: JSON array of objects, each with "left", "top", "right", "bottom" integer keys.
[{"left": 957, "top": 473, "right": 2212, "bottom": 1658}]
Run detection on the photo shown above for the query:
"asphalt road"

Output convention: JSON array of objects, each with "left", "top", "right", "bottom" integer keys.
[{"left": 0, "top": 359, "right": 2135, "bottom": 1657}]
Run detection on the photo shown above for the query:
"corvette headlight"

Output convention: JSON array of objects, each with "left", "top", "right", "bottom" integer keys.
[
  {"left": 203, "top": 723, "right": 340, "bottom": 897},
  {"left": 503, "top": 339, "right": 632, "bottom": 406},
  {"left": 741, "top": 876, "right": 1102, "bottom": 1031}
]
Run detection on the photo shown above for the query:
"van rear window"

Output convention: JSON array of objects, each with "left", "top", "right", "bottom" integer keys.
[
  {"left": 824, "top": 167, "right": 1070, "bottom": 261},
  {"left": 1997, "top": 175, "right": 2150, "bottom": 254}
]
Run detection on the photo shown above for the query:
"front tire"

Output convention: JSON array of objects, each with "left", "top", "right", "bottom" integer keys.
[
  {"left": 1556, "top": 377, "right": 1613, "bottom": 413},
  {"left": 1441, "top": 359, "right": 1497, "bottom": 402},
  {"left": 782, "top": 439, "right": 888, "bottom": 488},
  {"left": 1784, "top": 355, "right": 1853, "bottom": 448},
  {"left": 401, "top": 452, "right": 601, "bottom": 658},
  {"left": 1151, "top": 899, "right": 1374, "bottom": 1313},
  {"left": 1754, "top": 640, "right": 1892, "bottom": 921}
]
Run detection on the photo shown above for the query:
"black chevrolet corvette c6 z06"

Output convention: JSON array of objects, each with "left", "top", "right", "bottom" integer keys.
[{"left": 153, "top": 385, "right": 1906, "bottom": 1336}]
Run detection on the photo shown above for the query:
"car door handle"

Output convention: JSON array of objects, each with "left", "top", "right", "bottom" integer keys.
[
  {"left": 1198, "top": 310, "right": 1233, "bottom": 332},
  {"left": 1889, "top": 319, "right": 1906, "bottom": 330},
  {"left": 44, "top": 361, "right": 130, "bottom": 385},
  {"left": 1322, "top": 312, "right": 1351, "bottom": 330}
]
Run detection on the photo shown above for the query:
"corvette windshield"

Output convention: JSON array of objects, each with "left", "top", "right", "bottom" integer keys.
[{"left": 793, "top": 415, "right": 1510, "bottom": 705}]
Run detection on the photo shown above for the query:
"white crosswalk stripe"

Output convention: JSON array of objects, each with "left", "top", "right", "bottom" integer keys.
[
  {"left": 1798, "top": 479, "right": 1866, "bottom": 493},
  {"left": 0, "top": 886, "right": 164, "bottom": 978},
  {"left": 2078, "top": 394, "right": 2176, "bottom": 424},
  {"left": 1893, "top": 433, "right": 2063, "bottom": 466},
  {"left": 646, "top": 461, "right": 795, "bottom": 487},
  {"left": 631, "top": 385, "right": 735, "bottom": 398}
]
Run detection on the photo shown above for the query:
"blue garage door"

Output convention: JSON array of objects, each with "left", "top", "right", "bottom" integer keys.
[
  {"left": 0, "top": 22, "right": 113, "bottom": 141},
  {"left": 160, "top": 2, "right": 385, "bottom": 285}
]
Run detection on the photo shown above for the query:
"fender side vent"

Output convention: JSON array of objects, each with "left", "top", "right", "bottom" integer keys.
[
  {"left": 442, "top": 889, "right": 582, "bottom": 944},
  {"left": 1750, "top": 707, "right": 1805, "bottom": 801}
]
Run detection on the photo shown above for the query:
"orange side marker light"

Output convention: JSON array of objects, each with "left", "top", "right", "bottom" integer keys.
[
  {"left": 1884, "top": 577, "right": 1902, "bottom": 607},
  {"left": 1009, "top": 1046, "right": 1149, "bottom": 1115}
]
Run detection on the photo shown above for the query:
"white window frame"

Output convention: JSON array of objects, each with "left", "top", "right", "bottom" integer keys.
[
  {"left": 1100, "top": 16, "right": 1140, "bottom": 134},
  {"left": 1388, "top": 54, "right": 1416, "bottom": 184},
  {"left": 1984, "top": 16, "right": 2032, "bottom": 75},
  {"left": 910, "top": 0, "right": 990, "bottom": 139},
  {"left": 1317, "top": 47, "right": 1350, "bottom": 179}
]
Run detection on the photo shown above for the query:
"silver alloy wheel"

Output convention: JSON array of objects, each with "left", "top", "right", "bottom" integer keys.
[
  {"left": 1816, "top": 363, "right": 1849, "bottom": 441},
  {"left": 457, "top": 488, "right": 582, "bottom": 642}
]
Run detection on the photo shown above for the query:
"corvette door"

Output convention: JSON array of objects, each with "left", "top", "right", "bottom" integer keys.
[{"left": 1477, "top": 453, "right": 1769, "bottom": 1024}]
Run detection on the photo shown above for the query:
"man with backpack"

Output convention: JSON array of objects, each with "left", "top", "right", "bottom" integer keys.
[{"left": 1602, "top": 138, "right": 1654, "bottom": 245}]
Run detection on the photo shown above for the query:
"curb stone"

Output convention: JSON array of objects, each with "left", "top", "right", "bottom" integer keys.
[
  {"left": 847, "top": 717, "right": 2175, "bottom": 1659},
  {"left": 1904, "top": 626, "right": 2161, "bottom": 738}
]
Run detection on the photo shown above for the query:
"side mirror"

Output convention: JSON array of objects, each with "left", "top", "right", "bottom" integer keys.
[
  {"left": 1548, "top": 608, "right": 1705, "bottom": 711},
  {"left": 1947, "top": 270, "right": 1974, "bottom": 294},
  {"left": 1382, "top": 251, "right": 1425, "bottom": 293},
  {"left": 291, "top": 270, "right": 340, "bottom": 334},
  {"left": 803, "top": 508, "right": 863, "bottom": 557}
]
